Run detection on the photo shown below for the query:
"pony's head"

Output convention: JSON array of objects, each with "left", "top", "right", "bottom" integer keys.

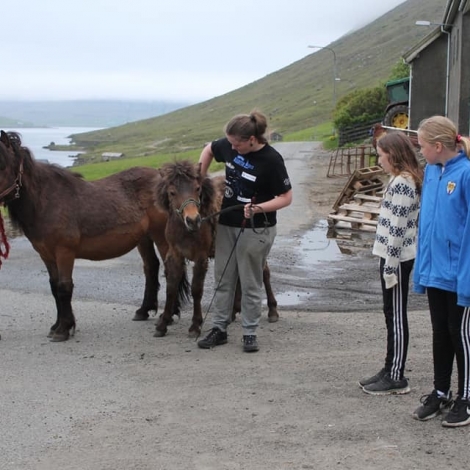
[
  {"left": 0, "top": 131, "right": 28, "bottom": 203},
  {"left": 156, "top": 160, "right": 216, "bottom": 232}
]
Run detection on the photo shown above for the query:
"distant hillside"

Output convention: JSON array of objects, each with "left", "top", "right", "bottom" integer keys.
[
  {"left": 69, "top": 0, "right": 445, "bottom": 160},
  {"left": 0, "top": 99, "right": 192, "bottom": 128},
  {"left": 0, "top": 115, "right": 36, "bottom": 127}
]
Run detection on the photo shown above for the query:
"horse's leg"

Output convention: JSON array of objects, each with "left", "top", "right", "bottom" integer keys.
[
  {"left": 153, "top": 235, "right": 181, "bottom": 319},
  {"left": 263, "top": 262, "right": 279, "bottom": 323},
  {"left": 133, "top": 237, "right": 160, "bottom": 321},
  {"left": 154, "top": 253, "right": 189, "bottom": 337},
  {"left": 231, "top": 264, "right": 277, "bottom": 322},
  {"left": 43, "top": 262, "right": 61, "bottom": 337},
  {"left": 188, "top": 257, "right": 208, "bottom": 337},
  {"left": 48, "top": 251, "right": 76, "bottom": 342}
]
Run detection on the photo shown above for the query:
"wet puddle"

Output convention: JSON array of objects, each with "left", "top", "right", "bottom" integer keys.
[
  {"left": 272, "top": 220, "right": 375, "bottom": 307},
  {"left": 296, "top": 220, "right": 343, "bottom": 265},
  {"left": 272, "top": 291, "right": 311, "bottom": 306}
]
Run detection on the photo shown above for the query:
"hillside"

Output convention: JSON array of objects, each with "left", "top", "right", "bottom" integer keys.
[
  {"left": 0, "top": 115, "right": 36, "bottom": 128},
  {"left": 70, "top": 0, "right": 444, "bottom": 159}
]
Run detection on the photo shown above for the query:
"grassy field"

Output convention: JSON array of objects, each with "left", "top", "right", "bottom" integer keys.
[{"left": 74, "top": 122, "right": 337, "bottom": 180}]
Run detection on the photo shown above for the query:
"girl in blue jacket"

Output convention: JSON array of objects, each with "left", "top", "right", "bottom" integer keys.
[{"left": 412, "top": 115, "right": 470, "bottom": 427}]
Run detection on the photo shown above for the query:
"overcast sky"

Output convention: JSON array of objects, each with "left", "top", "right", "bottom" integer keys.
[{"left": 1, "top": 0, "right": 406, "bottom": 103}]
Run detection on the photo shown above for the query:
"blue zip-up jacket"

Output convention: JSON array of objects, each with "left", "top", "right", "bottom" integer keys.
[{"left": 413, "top": 151, "right": 470, "bottom": 306}]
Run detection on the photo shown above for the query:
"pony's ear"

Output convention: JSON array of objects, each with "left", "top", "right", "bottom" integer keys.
[
  {"left": 196, "top": 162, "right": 202, "bottom": 176},
  {"left": 0, "top": 130, "right": 11, "bottom": 148},
  {"left": 155, "top": 180, "right": 170, "bottom": 211},
  {"left": 200, "top": 177, "right": 215, "bottom": 210}
]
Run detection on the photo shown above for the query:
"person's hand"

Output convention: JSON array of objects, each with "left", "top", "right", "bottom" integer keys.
[{"left": 244, "top": 203, "right": 255, "bottom": 219}]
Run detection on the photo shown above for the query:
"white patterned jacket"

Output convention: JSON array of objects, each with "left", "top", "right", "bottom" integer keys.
[{"left": 372, "top": 173, "right": 420, "bottom": 289}]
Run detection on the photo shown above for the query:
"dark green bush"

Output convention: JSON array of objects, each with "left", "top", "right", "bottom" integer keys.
[{"left": 333, "top": 86, "right": 387, "bottom": 129}]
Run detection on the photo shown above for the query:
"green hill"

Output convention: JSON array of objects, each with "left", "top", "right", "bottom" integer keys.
[
  {"left": 0, "top": 115, "right": 36, "bottom": 128},
  {"left": 71, "top": 0, "right": 444, "bottom": 161}
]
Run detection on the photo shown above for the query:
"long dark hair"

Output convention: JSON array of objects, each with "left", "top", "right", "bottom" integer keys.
[{"left": 377, "top": 131, "right": 423, "bottom": 194}]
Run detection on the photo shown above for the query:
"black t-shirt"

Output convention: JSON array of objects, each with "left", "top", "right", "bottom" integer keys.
[{"left": 211, "top": 138, "right": 292, "bottom": 228}]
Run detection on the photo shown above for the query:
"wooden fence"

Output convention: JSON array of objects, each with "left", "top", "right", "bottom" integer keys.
[
  {"left": 338, "top": 120, "right": 379, "bottom": 147},
  {"left": 327, "top": 145, "right": 378, "bottom": 178}
]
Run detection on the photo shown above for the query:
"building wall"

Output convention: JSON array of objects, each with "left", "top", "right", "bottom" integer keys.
[
  {"left": 409, "top": 35, "right": 447, "bottom": 131},
  {"left": 453, "top": 13, "right": 470, "bottom": 134}
]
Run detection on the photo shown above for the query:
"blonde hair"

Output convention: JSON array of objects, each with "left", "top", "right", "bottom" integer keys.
[{"left": 418, "top": 115, "right": 470, "bottom": 155}]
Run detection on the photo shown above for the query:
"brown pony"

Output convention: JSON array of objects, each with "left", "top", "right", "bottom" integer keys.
[
  {"left": 0, "top": 130, "right": 172, "bottom": 342},
  {"left": 153, "top": 160, "right": 217, "bottom": 337},
  {"left": 153, "top": 161, "right": 278, "bottom": 338}
]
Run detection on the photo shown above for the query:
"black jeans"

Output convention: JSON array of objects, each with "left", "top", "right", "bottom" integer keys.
[
  {"left": 427, "top": 287, "right": 470, "bottom": 399},
  {"left": 380, "top": 258, "right": 414, "bottom": 381}
]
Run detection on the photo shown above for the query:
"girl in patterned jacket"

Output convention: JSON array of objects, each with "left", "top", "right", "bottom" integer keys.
[
  {"left": 411, "top": 116, "right": 470, "bottom": 427},
  {"left": 360, "top": 132, "right": 423, "bottom": 395}
]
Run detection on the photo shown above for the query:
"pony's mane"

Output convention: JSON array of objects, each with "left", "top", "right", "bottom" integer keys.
[
  {"left": 7, "top": 131, "right": 83, "bottom": 180},
  {"left": 157, "top": 160, "right": 218, "bottom": 217},
  {"left": 5, "top": 132, "right": 85, "bottom": 231},
  {"left": 160, "top": 160, "right": 199, "bottom": 184}
]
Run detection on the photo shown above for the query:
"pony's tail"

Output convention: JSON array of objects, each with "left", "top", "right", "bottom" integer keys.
[{"left": 175, "top": 267, "right": 191, "bottom": 315}]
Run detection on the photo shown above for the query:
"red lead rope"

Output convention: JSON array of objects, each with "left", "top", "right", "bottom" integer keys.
[{"left": 0, "top": 211, "right": 10, "bottom": 269}]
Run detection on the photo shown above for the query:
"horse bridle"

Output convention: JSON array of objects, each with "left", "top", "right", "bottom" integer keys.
[
  {"left": 0, "top": 155, "right": 23, "bottom": 202},
  {"left": 175, "top": 197, "right": 200, "bottom": 217}
]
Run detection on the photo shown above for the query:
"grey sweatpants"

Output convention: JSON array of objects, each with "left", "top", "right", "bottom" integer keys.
[{"left": 211, "top": 224, "right": 276, "bottom": 336}]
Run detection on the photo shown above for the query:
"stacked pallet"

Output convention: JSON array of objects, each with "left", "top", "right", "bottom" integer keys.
[{"left": 327, "top": 166, "right": 385, "bottom": 232}]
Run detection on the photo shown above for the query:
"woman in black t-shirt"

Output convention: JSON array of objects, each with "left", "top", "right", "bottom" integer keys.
[{"left": 197, "top": 110, "right": 292, "bottom": 352}]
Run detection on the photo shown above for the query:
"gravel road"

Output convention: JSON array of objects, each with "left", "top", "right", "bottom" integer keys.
[{"left": 1, "top": 142, "right": 466, "bottom": 470}]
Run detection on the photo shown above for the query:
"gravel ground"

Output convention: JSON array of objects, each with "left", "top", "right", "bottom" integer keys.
[{"left": 1, "top": 142, "right": 467, "bottom": 470}]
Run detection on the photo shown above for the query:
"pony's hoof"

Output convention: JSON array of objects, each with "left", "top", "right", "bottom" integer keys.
[
  {"left": 47, "top": 330, "right": 54, "bottom": 338},
  {"left": 132, "top": 311, "right": 149, "bottom": 321},
  {"left": 50, "top": 332, "right": 70, "bottom": 342},
  {"left": 188, "top": 328, "right": 200, "bottom": 338},
  {"left": 153, "top": 329, "right": 167, "bottom": 338},
  {"left": 268, "top": 314, "right": 279, "bottom": 323},
  {"left": 155, "top": 313, "right": 176, "bottom": 325}
]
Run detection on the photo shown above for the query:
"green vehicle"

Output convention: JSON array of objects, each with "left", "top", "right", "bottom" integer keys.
[{"left": 383, "top": 77, "right": 410, "bottom": 129}]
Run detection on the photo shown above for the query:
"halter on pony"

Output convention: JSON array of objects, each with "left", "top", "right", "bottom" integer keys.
[{"left": 0, "top": 131, "right": 25, "bottom": 268}]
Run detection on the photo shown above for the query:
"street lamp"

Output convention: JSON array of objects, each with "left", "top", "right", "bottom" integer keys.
[
  {"left": 308, "top": 45, "right": 339, "bottom": 136},
  {"left": 308, "top": 45, "right": 339, "bottom": 110},
  {"left": 416, "top": 20, "right": 453, "bottom": 116},
  {"left": 415, "top": 20, "right": 453, "bottom": 27}
]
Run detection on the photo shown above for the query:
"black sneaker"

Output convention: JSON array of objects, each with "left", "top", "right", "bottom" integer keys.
[
  {"left": 442, "top": 397, "right": 470, "bottom": 427},
  {"left": 359, "top": 368, "right": 387, "bottom": 388},
  {"left": 242, "top": 335, "right": 259, "bottom": 352},
  {"left": 197, "top": 328, "right": 228, "bottom": 349},
  {"left": 362, "top": 373, "right": 410, "bottom": 395},
  {"left": 412, "top": 390, "right": 453, "bottom": 421}
]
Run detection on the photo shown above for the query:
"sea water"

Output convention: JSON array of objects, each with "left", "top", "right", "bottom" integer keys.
[{"left": 3, "top": 127, "right": 101, "bottom": 167}]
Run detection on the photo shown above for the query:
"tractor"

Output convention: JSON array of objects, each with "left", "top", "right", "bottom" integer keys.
[{"left": 383, "top": 77, "right": 409, "bottom": 129}]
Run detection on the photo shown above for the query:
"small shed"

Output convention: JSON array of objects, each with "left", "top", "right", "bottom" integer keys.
[
  {"left": 101, "top": 152, "right": 124, "bottom": 162},
  {"left": 269, "top": 132, "right": 283, "bottom": 142},
  {"left": 403, "top": 0, "right": 470, "bottom": 133}
]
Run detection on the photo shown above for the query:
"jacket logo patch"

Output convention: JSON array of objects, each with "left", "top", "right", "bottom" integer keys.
[{"left": 447, "top": 181, "right": 456, "bottom": 194}]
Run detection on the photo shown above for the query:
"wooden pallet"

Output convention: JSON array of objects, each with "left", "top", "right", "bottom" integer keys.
[
  {"left": 328, "top": 173, "right": 384, "bottom": 232},
  {"left": 331, "top": 166, "right": 385, "bottom": 211}
]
